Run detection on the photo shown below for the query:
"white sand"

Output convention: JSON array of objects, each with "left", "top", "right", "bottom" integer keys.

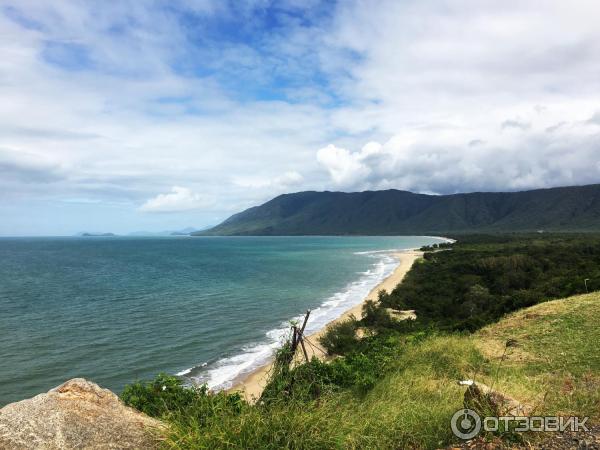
[{"left": 228, "top": 250, "right": 422, "bottom": 403}]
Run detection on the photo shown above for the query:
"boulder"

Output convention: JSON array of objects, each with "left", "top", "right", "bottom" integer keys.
[
  {"left": 460, "top": 380, "right": 532, "bottom": 416},
  {"left": 0, "top": 378, "right": 164, "bottom": 449}
]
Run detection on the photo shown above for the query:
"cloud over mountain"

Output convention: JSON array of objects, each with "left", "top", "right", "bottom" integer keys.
[
  {"left": 1, "top": 0, "right": 600, "bottom": 234},
  {"left": 139, "top": 187, "right": 213, "bottom": 213},
  {"left": 317, "top": 110, "right": 600, "bottom": 194}
]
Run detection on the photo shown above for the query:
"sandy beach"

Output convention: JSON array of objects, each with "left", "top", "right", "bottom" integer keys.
[{"left": 228, "top": 249, "right": 423, "bottom": 402}]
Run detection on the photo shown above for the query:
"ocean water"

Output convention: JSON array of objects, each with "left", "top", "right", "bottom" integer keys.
[{"left": 0, "top": 235, "right": 445, "bottom": 406}]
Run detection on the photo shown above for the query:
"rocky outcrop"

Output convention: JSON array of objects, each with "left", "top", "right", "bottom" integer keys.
[
  {"left": 0, "top": 378, "right": 164, "bottom": 449},
  {"left": 460, "top": 380, "right": 532, "bottom": 416}
]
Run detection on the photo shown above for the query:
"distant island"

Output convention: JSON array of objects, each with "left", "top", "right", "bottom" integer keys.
[
  {"left": 127, "top": 227, "right": 199, "bottom": 237},
  {"left": 79, "top": 232, "right": 116, "bottom": 237},
  {"left": 194, "top": 183, "right": 600, "bottom": 236}
]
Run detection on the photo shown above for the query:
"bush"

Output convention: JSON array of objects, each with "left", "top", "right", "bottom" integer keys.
[
  {"left": 362, "top": 297, "right": 395, "bottom": 328},
  {"left": 318, "top": 317, "right": 359, "bottom": 355},
  {"left": 120, "top": 373, "right": 244, "bottom": 419},
  {"left": 261, "top": 322, "right": 417, "bottom": 403},
  {"left": 120, "top": 373, "right": 202, "bottom": 417}
]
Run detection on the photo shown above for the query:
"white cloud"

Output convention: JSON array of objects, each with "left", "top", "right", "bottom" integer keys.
[
  {"left": 501, "top": 119, "right": 531, "bottom": 131},
  {"left": 139, "top": 186, "right": 213, "bottom": 213},
  {"left": 0, "top": 148, "right": 65, "bottom": 184},
  {"left": 588, "top": 112, "right": 600, "bottom": 126},
  {"left": 232, "top": 171, "right": 304, "bottom": 190},
  {"left": 278, "top": 171, "right": 304, "bottom": 185},
  {"left": 2, "top": 0, "right": 600, "bottom": 234},
  {"left": 317, "top": 110, "right": 600, "bottom": 193},
  {"left": 316, "top": 144, "right": 371, "bottom": 187},
  {"left": 310, "top": 0, "right": 600, "bottom": 193}
]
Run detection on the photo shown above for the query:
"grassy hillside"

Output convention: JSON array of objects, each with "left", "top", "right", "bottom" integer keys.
[
  {"left": 123, "top": 293, "right": 599, "bottom": 449},
  {"left": 476, "top": 294, "right": 600, "bottom": 419},
  {"left": 195, "top": 184, "right": 600, "bottom": 235}
]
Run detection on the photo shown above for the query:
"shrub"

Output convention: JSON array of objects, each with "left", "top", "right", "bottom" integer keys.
[
  {"left": 362, "top": 297, "right": 395, "bottom": 328},
  {"left": 318, "top": 317, "right": 359, "bottom": 355},
  {"left": 120, "top": 373, "right": 244, "bottom": 419},
  {"left": 120, "top": 373, "right": 202, "bottom": 417}
]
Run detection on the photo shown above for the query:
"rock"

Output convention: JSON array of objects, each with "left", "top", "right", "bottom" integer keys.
[
  {"left": 460, "top": 380, "right": 532, "bottom": 416},
  {"left": 385, "top": 308, "right": 417, "bottom": 321},
  {"left": 355, "top": 327, "right": 372, "bottom": 339},
  {"left": 0, "top": 378, "right": 164, "bottom": 449}
]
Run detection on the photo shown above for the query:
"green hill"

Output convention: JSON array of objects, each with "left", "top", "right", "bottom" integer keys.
[{"left": 196, "top": 184, "right": 600, "bottom": 235}]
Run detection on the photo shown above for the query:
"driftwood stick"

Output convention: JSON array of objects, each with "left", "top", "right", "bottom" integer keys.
[
  {"left": 291, "top": 326, "right": 298, "bottom": 353},
  {"left": 299, "top": 336, "right": 310, "bottom": 362},
  {"left": 288, "top": 310, "right": 311, "bottom": 365},
  {"left": 298, "top": 310, "right": 311, "bottom": 337}
]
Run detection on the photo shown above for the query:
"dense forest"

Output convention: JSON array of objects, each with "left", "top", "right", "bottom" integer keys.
[
  {"left": 379, "top": 234, "right": 600, "bottom": 331},
  {"left": 196, "top": 184, "right": 600, "bottom": 235}
]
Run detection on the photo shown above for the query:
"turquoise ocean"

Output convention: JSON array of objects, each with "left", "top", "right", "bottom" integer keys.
[{"left": 0, "top": 236, "right": 445, "bottom": 406}]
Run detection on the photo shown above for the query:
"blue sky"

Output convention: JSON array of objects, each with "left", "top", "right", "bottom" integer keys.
[{"left": 1, "top": 0, "right": 600, "bottom": 235}]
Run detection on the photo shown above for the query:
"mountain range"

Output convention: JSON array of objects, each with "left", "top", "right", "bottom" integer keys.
[{"left": 194, "top": 184, "right": 600, "bottom": 235}]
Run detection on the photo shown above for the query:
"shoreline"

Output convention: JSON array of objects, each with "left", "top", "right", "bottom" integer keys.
[{"left": 227, "top": 249, "right": 423, "bottom": 402}]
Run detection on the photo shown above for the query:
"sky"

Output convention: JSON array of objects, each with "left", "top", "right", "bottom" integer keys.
[{"left": 1, "top": 0, "right": 600, "bottom": 235}]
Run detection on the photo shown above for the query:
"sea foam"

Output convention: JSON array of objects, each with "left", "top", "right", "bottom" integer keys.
[{"left": 182, "top": 250, "right": 400, "bottom": 391}]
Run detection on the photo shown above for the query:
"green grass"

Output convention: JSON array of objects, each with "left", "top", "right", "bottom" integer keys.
[
  {"left": 123, "top": 293, "right": 599, "bottom": 449},
  {"left": 475, "top": 293, "right": 600, "bottom": 419},
  {"left": 158, "top": 334, "right": 480, "bottom": 449}
]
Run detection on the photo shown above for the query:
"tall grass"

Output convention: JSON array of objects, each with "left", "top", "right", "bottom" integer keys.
[{"left": 122, "top": 293, "right": 599, "bottom": 449}]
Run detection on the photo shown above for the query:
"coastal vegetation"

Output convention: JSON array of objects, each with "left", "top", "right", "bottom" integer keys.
[
  {"left": 122, "top": 234, "right": 600, "bottom": 449},
  {"left": 382, "top": 233, "right": 600, "bottom": 331}
]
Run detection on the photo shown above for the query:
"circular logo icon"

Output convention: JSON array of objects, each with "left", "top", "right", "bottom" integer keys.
[{"left": 451, "top": 409, "right": 482, "bottom": 440}]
